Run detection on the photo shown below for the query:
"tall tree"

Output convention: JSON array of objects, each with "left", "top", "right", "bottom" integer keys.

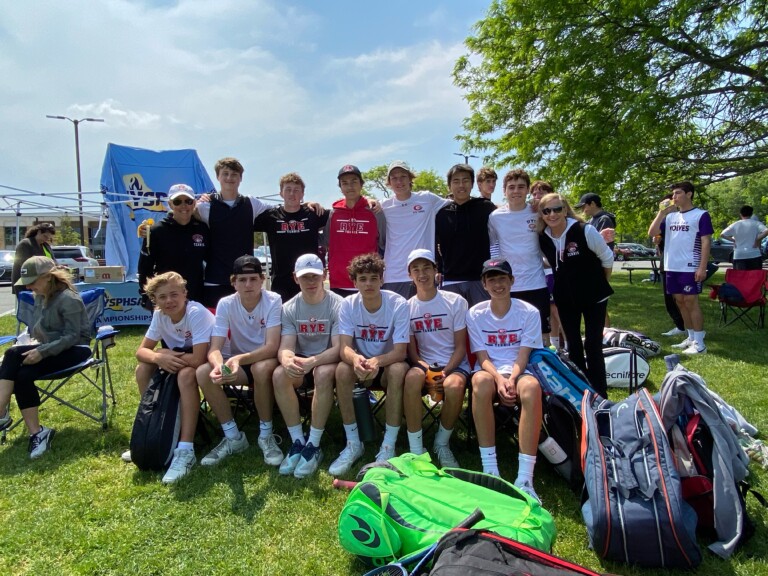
[{"left": 454, "top": 0, "right": 768, "bottom": 208}]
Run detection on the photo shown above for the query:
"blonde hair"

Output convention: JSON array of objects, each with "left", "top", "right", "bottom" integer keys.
[
  {"left": 40, "top": 268, "right": 77, "bottom": 303},
  {"left": 144, "top": 271, "right": 187, "bottom": 303},
  {"left": 536, "top": 193, "right": 583, "bottom": 233}
]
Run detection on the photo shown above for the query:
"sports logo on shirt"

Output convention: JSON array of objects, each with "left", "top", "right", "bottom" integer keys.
[
  {"left": 566, "top": 242, "right": 580, "bottom": 257},
  {"left": 413, "top": 205, "right": 424, "bottom": 213},
  {"left": 360, "top": 323, "right": 386, "bottom": 341},
  {"left": 412, "top": 312, "right": 445, "bottom": 333},
  {"left": 260, "top": 318, "right": 266, "bottom": 327},
  {"left": 299, "top": 317, "right": 328, "bottom": 334},
  {"left": 192, "top": 233, "right": 205, "bottom": 247},
  {"left": 485, "top": 328, "right": 520, "bottom": 346},
  {"left": 280, "top": 220, "right": 306, "bottom": 233}
]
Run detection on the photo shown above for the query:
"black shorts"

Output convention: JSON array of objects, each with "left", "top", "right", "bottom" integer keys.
[
  {"left": 511, "top": 287, "right": 551, "bottom": 333},
  {"left": 359, "top": 368, "right": 384, "bottom": 388}
]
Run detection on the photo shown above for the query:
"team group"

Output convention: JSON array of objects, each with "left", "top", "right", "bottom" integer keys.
[{"left": 128, "top": 157, "right": 630, "bottom": 502}]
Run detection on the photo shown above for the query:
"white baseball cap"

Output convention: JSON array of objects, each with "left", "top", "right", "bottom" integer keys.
[
  {"left": 407, "top": 248, "right": 436, "bottom": 269},
  {"left": 168, "top": 183, "right": 195, "bottom": 201},
  {"left": 294, "top": 254, "right": 324, "bottom": 277}
]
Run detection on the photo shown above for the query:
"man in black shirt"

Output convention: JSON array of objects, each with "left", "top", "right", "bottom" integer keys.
[
  {"left": 575, "top": 193, "right": 616, "bottom": 250},
  {"left": 254, "top": 173, "right": 329, "bottom": 301},
  {"left": 138, "top": 184, "right": 209, "bottom": 306}
]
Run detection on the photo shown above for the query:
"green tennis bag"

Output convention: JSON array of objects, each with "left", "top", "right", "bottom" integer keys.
[{"left": 337, "top": 453, "right": 556, "bottom": 567}]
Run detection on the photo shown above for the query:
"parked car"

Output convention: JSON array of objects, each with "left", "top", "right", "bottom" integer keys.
[
  {"left": 51, "top": 245, "right": 99, "bottom": 280},
  {"left": 0, "top": 250, "right": 13, "bottom": 284},
  {"left": 615, "top": 243, "right": 655, "bottom": 260},
  {"left": 253, "top": 246, "right": 272, "bottom": 275},
  {"left": 709, "top": 238, "right": 734, "bottom": 264}
]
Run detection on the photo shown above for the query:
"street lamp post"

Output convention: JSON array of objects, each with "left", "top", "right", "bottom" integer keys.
[
  {"left": 453, "top": 152, "right": 479, "bottom": 164},
  {"left": 46, "top": 115, "right": 105, "bottom": 246}
]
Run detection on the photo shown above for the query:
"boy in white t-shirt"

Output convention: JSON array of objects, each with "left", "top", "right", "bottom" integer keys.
[
  {"left": 132, "top": 272, "right": 214, "bottom": 484},
  {"left": 404, "top": 249, "right": 469, "bottom": 468},
  {"left": 329, "top": 253, "right": 410, "bottom": 476},
  {"left": 273, "top": 254, "right": 343, "bottom": 479},
  {"left": 195, "top": 255, "right": 282, "bottom": 467},
  {"left": 466, "top": 259, "right": 543, "bottom": 502}
]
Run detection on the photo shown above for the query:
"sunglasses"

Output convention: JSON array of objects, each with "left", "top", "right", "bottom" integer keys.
[
  {"left": 541, "top": 206, "right": 564, "bottom": 215},
  {"left": 172, "top": 198, "right": 195, "bottom": 206}
]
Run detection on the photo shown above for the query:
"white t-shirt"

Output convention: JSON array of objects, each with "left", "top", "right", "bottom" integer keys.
[
  {"left": 467, "top": 299, "right": 543, "bottom": 375},
  {"left": 381, "top": 191, "right": 450, "bottom": 284},
  {"left": 408, "top": 289, "right": 469, "bottom": 370},
  {"left": 196, "top": 196, "right": 268, "bottom": 224},
  {"left": 281, "top": 291, "right": 343, "bottom": 356},
  {"left": 662, "top": 208, "right": 714, "bottom": 272},
  {"left": 146, "top": 300, "right": 214, "bottom": 350},
  {"left": 722, "top": 219, "right": 767, "bottom": 260},
  {"left": 338, "top": 290, "right": 410, "bottom": 358},
  {"left": 213, "top": 290, "right": 282, "bottom": 356},
  {"left": 488, "top": 205, "right": 546, "bottom": 292}
]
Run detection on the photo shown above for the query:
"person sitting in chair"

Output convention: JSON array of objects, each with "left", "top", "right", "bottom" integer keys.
[
  {"left": 128, "top": 271, "right": 214, "bottom": 484},
  {"left": 0, "top": 256, "right": 91, "bottom": 458}
]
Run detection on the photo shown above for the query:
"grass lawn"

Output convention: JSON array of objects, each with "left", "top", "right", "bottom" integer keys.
[{"left": 1, "top": 271, "right": 766, "bottom": 575}]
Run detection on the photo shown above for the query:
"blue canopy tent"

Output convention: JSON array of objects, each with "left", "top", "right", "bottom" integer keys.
[{"left": 100, "top": 144, "right": 215, "bottom": 280}]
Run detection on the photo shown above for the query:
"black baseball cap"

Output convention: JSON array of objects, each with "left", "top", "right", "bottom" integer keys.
[
  {"left": 233, "top": 255, "right": 262, "bottom": 275},
  {"left": 575, "top": 193, "right": 600, "bottom": 209},
  {"left": 338, "top": 165, "right": 362, "bottom": 179},
  {"left": 481, "top": 259, "right": 513, "bottom": 277}
]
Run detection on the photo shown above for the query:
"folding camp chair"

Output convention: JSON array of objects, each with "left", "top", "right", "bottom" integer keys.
[
  {"left": 1, "top": 288, "right": 118, "bottom": 443},
  {"left": 710, "top": 268, "right": 767, "bottom": 329}
]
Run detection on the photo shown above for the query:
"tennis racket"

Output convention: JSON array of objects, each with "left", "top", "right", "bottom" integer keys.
[
  {"left": 332, "top": 478, "right": 358, "bottom": 491},
  {"left": 361, "top": 507, "right": 485, "bottom": 576}
]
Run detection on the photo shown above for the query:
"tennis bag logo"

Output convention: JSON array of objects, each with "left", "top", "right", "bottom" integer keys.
[{"left": 338, "top": 500, "right": 400, "bottom": 563}]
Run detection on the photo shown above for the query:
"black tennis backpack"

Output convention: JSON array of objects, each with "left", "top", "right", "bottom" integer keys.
[{"left": 129, "top": 369, "right": 181, "bottom": 471}]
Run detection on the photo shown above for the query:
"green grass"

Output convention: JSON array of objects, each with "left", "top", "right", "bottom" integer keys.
[{"left": 1, "top": 271, "right": 767, "bottom": 575}]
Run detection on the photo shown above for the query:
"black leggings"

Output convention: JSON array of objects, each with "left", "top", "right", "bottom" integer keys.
[
  {"left": 0, "top": 345, "right": 92, "bottom": 410},
  {"left": 557, "top": 300, "right": 608, "bottom": 397}
]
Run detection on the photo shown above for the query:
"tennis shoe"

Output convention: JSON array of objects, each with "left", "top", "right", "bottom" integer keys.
[
  {"left": 671, "top": 337, "right": 693, "bottom": 349},
  {"left": 682, "top": 342, "right": 707, "bottom": 355},
  {"left": 661, "top": 327, "right": 686, "bottom": 337},
  {"left": 328, "top": 441, "right": 364, "bottom": 476},
  {"left": 258, "top": 434, "right": 284, "bottom": 466},
  {"left": 515, "top": 480, "right": 541, "bottom": 504},
  {"left": 28, "top": 426, "right": 55, "bottom": 459},
  {"left": 294, "top": 442, "right": 323, "bottom": 479},
  {"left": 375, "top": 443, "right": 396, "bottom": 462},
  {"left": 434, "top": 443, "right": 459, "bottom": 468},
  {"left": 201, "top": 432, "right": 249, "bottom": 466},
  {"left": 162, "top": 448, "right": 196, "bottom": 484},
  {"left": 121, "top": 449, "right": 132, "bottom": 463},
  {"left": 279, "top": 438, "right": 305, "bottom": 475}
]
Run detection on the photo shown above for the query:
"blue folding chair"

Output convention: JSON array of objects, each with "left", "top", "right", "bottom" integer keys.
[{"left": 1, "top": 288, "right": 119, "bottom": 443}]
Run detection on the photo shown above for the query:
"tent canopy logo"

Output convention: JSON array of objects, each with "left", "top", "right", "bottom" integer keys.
[{"left": 122, "top": 173, "right": 168, "bottom": 220}]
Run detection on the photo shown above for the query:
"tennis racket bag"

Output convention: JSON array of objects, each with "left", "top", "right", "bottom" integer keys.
[
  {"left": 603, "top": 346, "right": 650, "bottom": 390},
  {"left": 338, "top": 453, "right": 556, "bottom": 568},
  {"left": 527, "top": 347, "right": 599, "bottom": 411},
  {"left": 581, "top": 389, "right": 701, "bottom": 568},
  {"left": 130, "top": 369, "right": 181, "bottom": 471},
  {"left": 540, "top": 394, "right": 584, "bottom": 491},
  {"left": 429, "top": 528, "right": 607, "bottom": 576},
  {"left": 601, "top": 327, "right": 661, "bottom": 358}
]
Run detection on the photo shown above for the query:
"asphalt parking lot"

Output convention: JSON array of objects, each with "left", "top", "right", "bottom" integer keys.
[{"left": 1, "top": 284, "right": 15, "bottom": 317}]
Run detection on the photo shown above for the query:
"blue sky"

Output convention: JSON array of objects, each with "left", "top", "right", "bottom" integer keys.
[{"left": 0, "top": 1, "right": 490, "bottom": 214}]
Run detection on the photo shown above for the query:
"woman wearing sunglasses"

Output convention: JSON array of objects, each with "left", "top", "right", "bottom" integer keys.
[
  {"left": 537, "top": 193, "right": 614, "bottom": 396},
  {"left": 137, "top": 184, "right": 210, "bottom": 307}
]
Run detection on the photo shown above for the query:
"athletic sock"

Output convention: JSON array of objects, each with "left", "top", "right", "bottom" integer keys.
[
  {"left": 383, "top": 424, "right": 400, "bottom": 447},
  {"left": 687, "top": 328, "right": 695, "bottom": 341},
  {"left": 515, "top": 453, "right": 537, "bottom": 486},
  {"left": 287, "top": 424, "right": 305, "bottom": 445},
  {"left": 434, "top": 422, "right": 453, "bottom": 447},
  {"left": 693, "top": 330, "right": 706, "bottom": 347},
  {"left": 479, "top": 446, "right": 499, "bottom": 476},
  {"left": 307, "top": 426, "right": 324, "bottom": 447},
  {"left": 343, "top": 422, "right": 361, "bottom": 445},
  {"left": 221, "top": 419, "right": 240, "bottom": 440},
  {"left": 259, "top": 420, "right": 273, "bottom": 439},
  {"left": 407, "top": 429, "right": 424, "bottom": 454},
  {"left": 177, "top": 441, "right": 194, "bottom": 452}
]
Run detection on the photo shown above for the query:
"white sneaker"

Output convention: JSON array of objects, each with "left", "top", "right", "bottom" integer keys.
[
  {"left": 121, "top": 449, "right": 132, "bottom": 463},
  {"left": 671, "top": 337, "right": 693, "bottom": 349},
  {"left": 28, "top": 426, "right": 55, "bottom": 459},
  {"left": 434, "top": 443, "right": 459, "bottom": 468},
  {"left": 661, "top": 327, "right": 686, "bottom": 337},
  {"left": 515, "top": 480, "right": 541, "bottom": 504},
  {"left": 162, "top": 448, "right": 196, "bottom": 484},
  {"left": 294, "top": 442, "right": 323, "bottom": 479},
  {"left": 375, "top": 443, "right": 396, "bottom": 462},
  {"left": 682, "top": 342, "right": 707, "bottom": 355},
  {"left": 279, "top": 439, "right": 305, "bottom": 475},
  {"left": 328, "top": 441, "right": 365, "bottom": 476},
  {"left": 257, "top": 434, "right": 284, "bottom": 466},
  {"left": 201, "top": 432, "right": 249, "bottom": 466}
]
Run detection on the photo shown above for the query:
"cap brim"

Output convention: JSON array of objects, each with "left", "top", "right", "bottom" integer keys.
[
  {"left": 295, "top": 268, "right": 324, "bottom": 277},
  {"left": 574, "top": 203, "right": 584, "bottom": 209},
  {"left": 14, "top": 276, "right": 36, "bottom": 286}
]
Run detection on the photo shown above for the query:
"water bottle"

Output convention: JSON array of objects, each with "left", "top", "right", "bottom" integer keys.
[
  {"left": 353, "top": 386, "right": 376, "bottom": 443},
  {"left": 538, "top": 435, "right": 568, "bottom": 466}
]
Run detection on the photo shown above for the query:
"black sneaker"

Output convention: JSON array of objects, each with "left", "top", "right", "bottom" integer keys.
[{"left": 28, "top": 426, "right": 55, "bottom": 459}]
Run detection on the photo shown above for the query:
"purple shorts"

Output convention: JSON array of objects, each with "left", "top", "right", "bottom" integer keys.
[{"left": 665, "top": 271, "right": 702, "bottom": 295}]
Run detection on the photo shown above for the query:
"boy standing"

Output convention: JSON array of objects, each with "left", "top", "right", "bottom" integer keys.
[
  {"left": 466, "top": 259, "right": 543, "bottom": 502},
  {"left": 404, "top": 249, "right": 469, "bottom": 468},
  {"left": 273, "top": 254, "right": 343, "bottom": 478},
  {"left": 648, "top": 181, "right": 712, "bottom": 354},
  {"left": 195, "top": 255, "right": 283, "bottom": 466},
  {"left": 329, "top": 253, "right": 410, "bottom": 476}
]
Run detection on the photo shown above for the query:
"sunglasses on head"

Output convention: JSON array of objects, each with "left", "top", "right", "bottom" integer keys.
[
  {"left": 172, "top": 198, "right": 195, "bottom": 206},
  {"left": 541, "top": 206, "right": 564, "bottom": 215}
]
